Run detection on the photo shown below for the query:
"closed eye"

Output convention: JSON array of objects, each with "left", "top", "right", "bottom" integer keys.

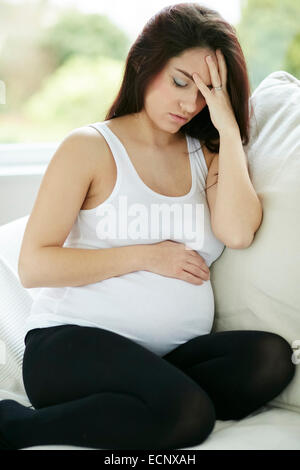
[
  {"left": 173, "top": 78, "right": 187, "bottom": 88},
  {"left": 173, "top": 78, "right": 213, "bottom": 90}
]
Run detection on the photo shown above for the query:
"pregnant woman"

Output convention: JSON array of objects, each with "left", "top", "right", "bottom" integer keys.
[{"left": 0, "top": 3, "right": 295, "bottom": 450}]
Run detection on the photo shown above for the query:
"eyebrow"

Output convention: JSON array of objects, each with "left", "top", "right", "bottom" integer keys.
[
  {"left": 174, "top": 67, "right": 212, "bottom": 87},
  {"left": 174, "top": 68, "right": 194, "bottom": 81}
]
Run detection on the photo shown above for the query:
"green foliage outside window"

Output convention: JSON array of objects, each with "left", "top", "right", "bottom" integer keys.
[{"left": 0, "top": 0, "right": 299, "bottom": 143}]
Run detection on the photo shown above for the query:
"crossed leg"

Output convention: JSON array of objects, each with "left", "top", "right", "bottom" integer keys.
[
  {"left": 162, "top": 329, "right": 296, "bottom": 421},
  {"left": 1, "top": 324, "right": 217, "bottom": 450}
]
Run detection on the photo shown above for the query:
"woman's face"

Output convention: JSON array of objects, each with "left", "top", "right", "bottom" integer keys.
[{"left": 142, "top": 47, "right": 219, "bottom": 132}]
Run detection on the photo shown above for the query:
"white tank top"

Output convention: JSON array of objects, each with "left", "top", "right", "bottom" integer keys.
[{"left": 24, "top": 121, "right": 225, "bottom": 356}]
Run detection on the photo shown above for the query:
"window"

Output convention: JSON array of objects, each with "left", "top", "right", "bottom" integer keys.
[{"left": 0, "top": 0, "right": 299, "bottom": 164}]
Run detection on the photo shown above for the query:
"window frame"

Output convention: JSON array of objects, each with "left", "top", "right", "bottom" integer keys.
[{"left": 0, "top": 142, "right": 59, "bottom": 176}]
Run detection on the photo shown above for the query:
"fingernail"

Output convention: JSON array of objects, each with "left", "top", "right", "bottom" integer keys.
[{"left": 206, "top": 55, "right": 211, "bottom": 61}]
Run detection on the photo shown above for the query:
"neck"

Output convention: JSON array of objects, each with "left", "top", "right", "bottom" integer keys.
[{"left": 127, "top": 111, "right": 184, "bottom": 149}]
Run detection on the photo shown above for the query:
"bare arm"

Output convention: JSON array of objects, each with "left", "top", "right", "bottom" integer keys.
[
  {"left": 18, "top": 127, "right": 210, "bottom": 289},
  {"left": 19, "top": 244, "right": 151, "bottom": 288},
  {"left": 209, "top": 127, "right": 262, "bottom": 248},
  {"left": 18, "top": 127, "right": 150, "bottom": 288}
]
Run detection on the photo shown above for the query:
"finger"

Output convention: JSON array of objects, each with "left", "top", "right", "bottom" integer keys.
[
  {"left": 205, "top": 54, "right": 221, "bottom": 87},
  {"left": 181, "top": 270, "right": 204, "bottom": 285},
  {"left": 192, "top": 73, "right": 210, "bottom": 100},
  {"left": 188, "top": 252, "right": 210, "bottom": 272},
  {"left": 199, "top": 261, "right": 210, "bottom": 274},
  {"left": 200, "top": 264, "right": 210, "bottom": 276},
  {"left": 186, "top": 257, "right": 210, "bottom": 275},
  {"left": 216, "top": 49, "right": 227, "bottom": 87},
  {"left": 185, "top": 261, "right": 210, "bottom": 280}
]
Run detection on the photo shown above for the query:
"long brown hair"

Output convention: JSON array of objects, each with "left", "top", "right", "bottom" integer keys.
[{"left": 105, "top": 2, "right": 253, "bottom": 154}]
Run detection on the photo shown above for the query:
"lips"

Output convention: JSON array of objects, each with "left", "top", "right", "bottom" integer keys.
[
  {"left": 170, "top": 113, "right": 188, "bottom": 122},
  {"left": 174, "top": 114, "right": 188, "bottom": 120}
]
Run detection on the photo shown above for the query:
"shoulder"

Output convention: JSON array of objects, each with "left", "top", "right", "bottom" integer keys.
[
  {"left": 70, "top": 124, "right": 108, "bottom": 148},
  {"left": 63, "top": 125, "right": 107, "bottom": 154},
  {"left": 65, "top": 124, "right": 113, "bottom": 171}
]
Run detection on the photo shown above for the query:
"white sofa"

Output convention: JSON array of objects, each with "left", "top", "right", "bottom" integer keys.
[{"left": 0, "top": 71, "right": 300, "bottom": 450}]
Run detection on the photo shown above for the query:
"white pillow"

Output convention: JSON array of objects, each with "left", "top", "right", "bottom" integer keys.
[
  {"left": 210, "top": 71, "right": 300, "bottom": 413},
  {"left": 0, "top": 256, "right": 33, "bottom": 398},
  {"left": 0, "top": 215, "right": 29, "bottom": 275},
  {"left": 0, "top": 215, "right": 42, "bottom": 301}
]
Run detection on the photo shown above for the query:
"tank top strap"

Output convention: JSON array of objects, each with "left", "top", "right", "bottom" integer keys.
[
  {"left": 88, "top": 122, "right": 208, "bottom": 194},
  {"left": 88, "top": 121, "right": 147, "bottom": 184},
  {"left": 87, "top": 121, "right": 128, "bottom": 171}
]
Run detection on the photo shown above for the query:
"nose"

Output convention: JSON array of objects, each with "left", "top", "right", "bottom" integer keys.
[{"left": 180, "top": 88, "right": 203, "bottom": 115}]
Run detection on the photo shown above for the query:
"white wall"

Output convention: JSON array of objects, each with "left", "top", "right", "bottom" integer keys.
[{"left": 0, "top": 174, "right": 43, "bottom": 226}]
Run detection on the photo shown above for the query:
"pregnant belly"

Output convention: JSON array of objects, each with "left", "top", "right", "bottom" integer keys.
[{"left": 47, "top": 271, "right": 215, "bottom": 356}]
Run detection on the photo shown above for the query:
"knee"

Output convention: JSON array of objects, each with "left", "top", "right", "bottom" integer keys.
[
  {"left": 158, "top": 384, "right": 216, "bottom": 449},
  {"left": 253, "top": 332, "right": 296, "bottom": 388},
  {"left": 183, "top": 389, "right": 216, "bottom": 447}
]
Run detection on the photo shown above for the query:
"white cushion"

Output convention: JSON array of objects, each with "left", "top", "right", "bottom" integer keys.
[
  {"left": 210, "top": 71, "right": 300, "bottom": 413},
  {"left": 21, "top": 406, "right": 300, "bottom": 450},
  {"left": 10, "top": 404, "right": 300, "bottom": 449},
  {"left": 0, "top": 256, "right": 33, "bottom": 398},
  {"left": 0, "top": 215, "right": 42, "bottom": 301},
  {"left": 0, "top": 215, "right": 29, "bottom": 275}
]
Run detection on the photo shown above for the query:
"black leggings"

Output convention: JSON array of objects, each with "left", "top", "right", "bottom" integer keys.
[{"left": 0, "top": 325, "right": 296, "bottom": 450}]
